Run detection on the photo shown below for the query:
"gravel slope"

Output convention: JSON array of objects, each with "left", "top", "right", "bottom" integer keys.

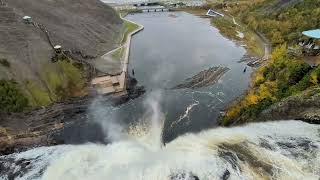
[{"left": 0, "top": 0, "right": 122, "bottom": 94}]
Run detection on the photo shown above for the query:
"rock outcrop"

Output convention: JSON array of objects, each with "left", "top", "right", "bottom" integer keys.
[{"left": 256, "top": 88, "right": 320, "bottom": 124}]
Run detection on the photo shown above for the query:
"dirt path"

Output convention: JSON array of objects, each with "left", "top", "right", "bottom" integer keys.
[{"left": 231, "top": 15, "right": 271, "bottom": 60}]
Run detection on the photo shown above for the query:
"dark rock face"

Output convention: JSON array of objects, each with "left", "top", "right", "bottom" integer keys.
[
  {"left": 221, "top": 169, "right": 230, "bottom": 180},
  {"left": 169, "top": 172, "right": 200, "bottom": 180},
  {"left": 111, "top": 76, "right": 146, "bottom": 106},
  {"left": 0, "top": 97, "right": 91, "bottom": 155},
  {"left": 0, "top": 77, "right": 145, "bottom": 155},
  {"left": 172, "top": 66, "right": 229, "bottom": 89},
  {"left": 256, "top": 88, "right": 320, "bottom": 124}
]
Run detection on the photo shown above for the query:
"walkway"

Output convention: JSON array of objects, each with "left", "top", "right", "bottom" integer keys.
[{"left": 91, "top": 15, "right": 144, "bottom": 95}]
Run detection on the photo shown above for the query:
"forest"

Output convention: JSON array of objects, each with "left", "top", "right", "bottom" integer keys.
[{"left": 217, "top": 0, "right": 320, "bottom": 125}]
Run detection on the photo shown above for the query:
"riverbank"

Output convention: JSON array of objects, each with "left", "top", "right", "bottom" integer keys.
[
  {"left": 91, "top": 14, "right": 144, "bottom": 95},
  {"left": 182, "top": 7, "right": 268, "bottom": 60},
  {"left": 0, "top": 9, "right": 144, "bottom": 155},
  {"left": 210, "top": 0, "right": 320, "bottom": 126}
]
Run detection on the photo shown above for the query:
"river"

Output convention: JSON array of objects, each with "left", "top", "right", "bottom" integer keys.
[
  {"left": 120, "top": 12, "right": 251, "bottom": 142},
  {"left": 0, "top": 11, "right": 319, "bottom": 180}
]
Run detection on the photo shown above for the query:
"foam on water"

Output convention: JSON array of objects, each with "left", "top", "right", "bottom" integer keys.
[
  {"left": 1, "top": 92, "right": 319, "bottom": 180},
  {"left": 1, "top": 120, "right": 319, "bottom": 180}
]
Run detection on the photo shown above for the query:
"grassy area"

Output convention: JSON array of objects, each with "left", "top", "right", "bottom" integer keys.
[
  {"left": 25, "top": 80, "right": 52, "bottom": 107},
  {"left": 111, "top": 47, "right": 125, "bottom": 60},
  {"left": 184, "top": 6, "right": 265, "bottom": 57},
  {"left": 56, "top": 60, "right": 86, "bottom": 98},
  {"left": 181, "top": 7, "right": 207, "bottom": 16},
  {"left": 210, "top": 15, "right": 265, "bottom": 57},
  {"left": 121, "top": 19, "right": 140, "bottom": 44},
  {"left": 23, "top": 59, "right": 86, "bottom": 107},
  {"left": 0, "top": 80, "right": 29, "bottom": 113}
]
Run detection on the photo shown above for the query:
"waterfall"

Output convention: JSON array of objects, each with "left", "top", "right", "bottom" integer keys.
[
  {"left": 1, "top": 119, "right": 319, "bottom": 180},
  {"left": 1, "top": 92, "right": 319, "bottom": 180}
]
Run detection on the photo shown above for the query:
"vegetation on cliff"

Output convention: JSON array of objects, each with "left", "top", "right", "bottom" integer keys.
[
  {"left": 0, "top": 0, "right": 122, "bottom": 111},
  {"left": 216, "top": 0, "right": 320, "bottom": 125},
  {"left": 24, "top": 60, "right": 86, "bottom": 107},
  {"left": 0, "top": 80, "right": 28, "bottom": 113},
  {"left": 221, "top": 45, "right": 320, "bottom": 125}
]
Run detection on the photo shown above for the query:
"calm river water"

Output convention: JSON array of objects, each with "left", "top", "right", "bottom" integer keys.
[{"left": 121, "top": 12, "right": 251, "bottom": 142}]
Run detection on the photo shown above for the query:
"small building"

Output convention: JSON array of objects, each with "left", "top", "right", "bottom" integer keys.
[
  {"left": 298, "top": 29, "right": 320, "bottom": 56},
  {"left": 302, "top": 29, "right": 320, "bottom": 39},
  {"left": 206, "top": 9, "right": 224, "bottom": 17},
  {"left": 22, "top": 16, "right": 32, "bottom": 24},
  {"left": 54, "top": 45, "right": 62, "bottom": 54},
  {"left": 91, "top": 72, "right": 125, "bottom": 95},
  {"left": 293, "top": 29, "right": 320, "bottom": 67}
]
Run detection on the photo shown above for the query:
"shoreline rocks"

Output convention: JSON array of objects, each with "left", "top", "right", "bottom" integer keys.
[{"left": 0, "top": 77, "right": 145, "bottom": 155}]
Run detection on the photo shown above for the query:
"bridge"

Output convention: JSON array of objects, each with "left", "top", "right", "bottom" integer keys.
[
  {"left": 138, "top": 5, "right": 169, "bottom": 12},
  {"left": 118, "top": 0, "right": 163, "bottom": 6}
]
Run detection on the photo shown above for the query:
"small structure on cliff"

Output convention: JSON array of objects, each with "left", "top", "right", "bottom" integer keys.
[
  {"left": 54, "top": 45, "right": 62, "bottom": 54},
  {"left": 91, "top": 72, "right": 125, "bottom": 95},
  {"left": 297, "top": 29, "right": 320, "bottom": 56},
  {"left": 293, "top": 29, "right": 320, "bottom": 67},
  {"left": 22, "top": 16, "right": 32, "bottom": 24}
]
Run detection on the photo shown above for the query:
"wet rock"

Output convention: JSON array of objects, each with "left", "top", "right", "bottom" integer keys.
[
  {"left": 173, "top": 66, "right": 229, "bottom": 89},
  {"left": 219, "top": 142, "right": 275, "bottom": 178},
  {"left": 170, "top": 171, "right": 200, "bottom": 180},
  {"left": 256, "top": 88, "right": 320, "bottom": 124},
  {"left": 111, "top": 76, "right": 145, "bottom": 106},
  {"left": 221, "top": 169, "right": 230, "bottom": 180},
  {"left": 0, "top": 77, "right": 145, "bottom": 154},
  {"left": 218, "top": 150, "right": 240, "bottom": 170},
  {"left": 0, "top": 96, "right": 91, "bottom": 155}
]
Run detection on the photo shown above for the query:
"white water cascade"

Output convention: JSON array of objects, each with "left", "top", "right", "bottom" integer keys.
[{"left": 0, "top": 93, "right": 319, "bottom": 180}]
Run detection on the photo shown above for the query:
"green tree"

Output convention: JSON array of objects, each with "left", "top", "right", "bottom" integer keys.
[{"left": 0, "top": 80, "right": 28, "bottom": 113}]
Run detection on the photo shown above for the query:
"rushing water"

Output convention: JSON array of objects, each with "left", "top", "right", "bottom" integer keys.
[
  {"left": 1, "top": 109, "right": 320, "bottom": 180},
  {"left": 1, "top": 12, "right": 319, "bottom": 180}
]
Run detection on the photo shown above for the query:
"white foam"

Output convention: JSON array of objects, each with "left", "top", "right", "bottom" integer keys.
[{"left": 2, "top": 120, "right": 318, "bottom": 180}]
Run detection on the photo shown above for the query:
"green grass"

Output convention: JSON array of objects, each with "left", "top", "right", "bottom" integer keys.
[
  {"left": 25, "top": 80, "right": 52, "bottom": 107},
  {"left": 0, "top": 80, "right": 29, "bottom": 113},
  {"left": 211, "top": 16, "right": 265, "bottom": 57},
  {"left": 121, "top": 20, "right": 140, "bottom": 44},
  {"left": 24, "top": 60, "right": 85, "bottom": 106},
  {"left": 111, "top": 47, "right": 125, "bottom": 60}
]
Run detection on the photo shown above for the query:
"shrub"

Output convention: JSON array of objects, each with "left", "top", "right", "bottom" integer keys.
[
  {"left": 287, "top": 63, "right": 311, "bottom": 85},
  {"left": 0, "top": 80, "right": 28, "bottom": 113},
  {"left": 0, "top": 58, "right": 10, "bottom": 68}
]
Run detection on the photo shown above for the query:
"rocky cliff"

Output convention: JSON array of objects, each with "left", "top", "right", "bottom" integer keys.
[
  {"left": 0, "top": 0, "right": 122, "bottom": 106},
  {"left": 256, "top": 88, "right": 320, "bottom": 124}
]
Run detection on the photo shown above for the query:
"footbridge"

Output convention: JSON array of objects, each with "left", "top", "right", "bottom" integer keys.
[
  {"left": 138, "top": 5, "right": 169, "bottom": 12},
  {"left": 124, "top": 0, "right": 163, "bottom": 6}
]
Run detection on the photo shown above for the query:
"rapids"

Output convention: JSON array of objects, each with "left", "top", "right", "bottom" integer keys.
[{"left": 1, "top": 93, "right": 319, "bottom": 180}]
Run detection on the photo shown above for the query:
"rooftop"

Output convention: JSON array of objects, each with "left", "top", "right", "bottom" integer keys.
[
  {"left": 22, "top": 16, "right": 31, "bottom": 19},
  {"left": 302, "top": 29, "right": 320, "bottom": 39}
]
